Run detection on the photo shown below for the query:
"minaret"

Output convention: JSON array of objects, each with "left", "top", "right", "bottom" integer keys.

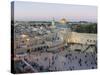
[{"left": 51, "top": 18, "right": 55, "bottom": 28}]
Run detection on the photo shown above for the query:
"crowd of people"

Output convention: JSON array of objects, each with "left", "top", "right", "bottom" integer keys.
[{"left": 14, "top": 49, "right": 97, "bottom": 73}]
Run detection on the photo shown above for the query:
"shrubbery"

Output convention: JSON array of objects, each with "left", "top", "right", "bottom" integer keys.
[{"left": 72, "top": 23, "right": 97, "bottom": 33}]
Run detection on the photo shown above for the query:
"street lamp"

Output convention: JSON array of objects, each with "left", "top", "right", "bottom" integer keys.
[
  {"left": 21, "top": 34, "right": 27, "bottom": 38},
  {"left": 26, "top": 38, "right": 30, "bottom": 41},
  {"left": 26, "top": 38, "right": 31, "bottom": 54}
]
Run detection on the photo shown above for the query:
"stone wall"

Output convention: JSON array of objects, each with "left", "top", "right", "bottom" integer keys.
[{"left": 65, "top": 32, "right": 97, "bottom": 45}]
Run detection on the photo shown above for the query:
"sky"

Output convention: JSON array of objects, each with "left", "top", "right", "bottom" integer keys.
[{"left": 13, "top": 1, "right": 97, "bottom": 22}]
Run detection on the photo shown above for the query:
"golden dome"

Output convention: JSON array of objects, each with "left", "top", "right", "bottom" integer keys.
[{"left": 60, "top": 18, "right": 68, "bottom": 24}]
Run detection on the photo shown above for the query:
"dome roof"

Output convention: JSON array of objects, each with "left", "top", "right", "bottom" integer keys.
[{"left": 60, "top": 18, "right": 68, "bottom": 24}]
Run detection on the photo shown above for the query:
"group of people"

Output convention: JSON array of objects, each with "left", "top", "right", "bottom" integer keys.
[
  {"left": 23, "top": 50, "right": 97, "bottom": 72},
  {"left": 14, "top": 47, "right": 97, "bottom": 73}
]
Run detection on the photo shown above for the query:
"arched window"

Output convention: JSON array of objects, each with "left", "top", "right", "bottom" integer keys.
[
  {"left": 90, "top": 40, "right": 92, "bottom": 42},
  {"left": 87, "top": 39, "right": 89, "bottom": 42}
]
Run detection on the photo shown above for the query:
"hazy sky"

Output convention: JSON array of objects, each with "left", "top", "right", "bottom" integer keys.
[{"left": 13, "top": 1, "right": 97, "bottom": 22}]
